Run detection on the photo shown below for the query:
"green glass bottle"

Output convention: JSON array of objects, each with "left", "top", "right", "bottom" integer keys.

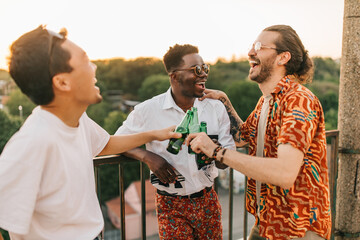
[
  {"left": 188, "top": 107, "right": 200, "bottom": 154},
  {"left": 166, "top": 110, "right": 191, "bottom": 154},
  {"left": 196, "top": 121, "right": 210, "bottom": 168}
]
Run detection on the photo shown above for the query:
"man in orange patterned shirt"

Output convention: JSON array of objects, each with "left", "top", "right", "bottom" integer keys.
[{"left": 186, "top": 25, "right": 331, "bottom": 239}]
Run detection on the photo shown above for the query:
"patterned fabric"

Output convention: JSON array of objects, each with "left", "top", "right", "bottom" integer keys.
[
  {"left": 241, "top": 76, "right": 331, "bottom": 239},
  {"left": 155, "top": 188, "right": 222, "bottom": 239}
]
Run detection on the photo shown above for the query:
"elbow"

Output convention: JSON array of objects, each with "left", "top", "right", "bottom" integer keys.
[{"left": 279, "top": 174, "right": 298, "bottom": 190}]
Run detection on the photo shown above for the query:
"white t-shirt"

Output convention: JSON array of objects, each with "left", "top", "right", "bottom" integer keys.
[
  {"left": 115, "top": 88, "right": 235, "bottom": 195},
  {"left": 0, "top": 107, "right": 110, "bottom": 240},
  {"left": 256, "top": 95, "right": 272, "bottom": 216}
]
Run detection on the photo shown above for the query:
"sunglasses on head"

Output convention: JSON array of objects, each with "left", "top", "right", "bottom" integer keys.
[
  {"left": 171, "top": 63, "right": 210, "bottom": 77},
  {"left": 45, "top": 28, "right": 65, "bottom": 78},
  {"left": 47, "top": 29, "right": 64, "bottom": 59}
]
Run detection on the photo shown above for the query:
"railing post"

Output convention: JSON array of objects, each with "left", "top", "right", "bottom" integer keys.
[
  {"left": 119, "top": 164, "right": 125, "bottom": 239},
  {"left": 243, "top": 175, "right": 248, "bottom": 239},
  {"left": 327, "top": 130, "right": 339, "bottom": 240},
  {"left": 228, "top": 168, "right": 234, "bottom": 240},
  {"left": 140, "top": 162, "right": 146, "bottom": 240},
  {"left": 94, "top": 166, "right": 105, "bottom": 240}
]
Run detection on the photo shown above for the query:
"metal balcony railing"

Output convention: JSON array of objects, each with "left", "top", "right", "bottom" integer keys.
[{"left": 94, "top": 130, "right": 339, "bottom": 240}]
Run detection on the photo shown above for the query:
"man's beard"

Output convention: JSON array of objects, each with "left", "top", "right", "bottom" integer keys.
[{"left": 250, "top": 58, "right": 276, "bottom": 84}]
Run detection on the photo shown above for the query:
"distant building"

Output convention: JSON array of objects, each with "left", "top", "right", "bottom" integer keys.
[
  {"left": 0, "top": 80, "right": 15, "bottom": 96},
  {"left": 104, "top": 89, "right": 140, "bottom": 113},
  {"left": 106, "top": 180, "right": 158, "bottom": 239}
]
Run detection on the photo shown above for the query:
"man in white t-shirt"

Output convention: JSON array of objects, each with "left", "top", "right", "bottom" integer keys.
[
  {"left": 0, "top": 26, "right": 180, "bottom": 240},
  {"left": 115, "top": 44, "right": 235, "bottom": 239}
]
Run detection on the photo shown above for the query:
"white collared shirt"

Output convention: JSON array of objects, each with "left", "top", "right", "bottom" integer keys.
[{"left": 116, "top": 88, "right": 235, "bottom": 195}]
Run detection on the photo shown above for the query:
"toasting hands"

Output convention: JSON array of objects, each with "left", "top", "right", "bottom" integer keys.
[{"left": 185, "top": 132, "right": 218, "bottom": 158}]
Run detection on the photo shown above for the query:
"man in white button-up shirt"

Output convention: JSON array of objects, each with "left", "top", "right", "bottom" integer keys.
[{"left": 116, "top": 44, "right": 235, "bottom": 239}]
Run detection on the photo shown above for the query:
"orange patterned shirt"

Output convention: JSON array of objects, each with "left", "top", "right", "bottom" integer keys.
[{"left": 241, "top": 76, "right": 331, "bottom": 239}]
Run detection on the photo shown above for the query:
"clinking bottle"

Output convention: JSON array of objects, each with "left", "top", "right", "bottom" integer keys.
[
  {"left": 188, "top": 107, "right": 200, "bottom": 154},
  {"left": 195, "top": 121, "right": 210, "bottom": 169},
  {"left": 166, "top": 110, "right": 191, "bottom": 154}
]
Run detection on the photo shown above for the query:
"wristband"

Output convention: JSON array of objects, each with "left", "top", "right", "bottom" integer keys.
[
  {"left": 220, "top": 148, "right": 227, "bottom": 163},
  {"left": 212, "top": 146, "right": 222, "bottom": 159}
]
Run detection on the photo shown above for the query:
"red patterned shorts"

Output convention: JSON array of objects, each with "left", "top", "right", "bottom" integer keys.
[{"left": 155, "top": 188, "right": 222, "bottom": 239}]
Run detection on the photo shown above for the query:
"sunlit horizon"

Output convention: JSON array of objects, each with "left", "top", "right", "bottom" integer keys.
[{"left": 0, "top": 0, "right": 344, "bottom": 71}]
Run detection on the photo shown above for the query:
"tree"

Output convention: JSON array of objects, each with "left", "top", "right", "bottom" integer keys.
[
  {"left": 308, "top": 81, "right": 339, "bottom": 116},
  {"left": 94, "top": 57, "right": 165, "bottom": 100},
  {"left": 325, "top": 108, "right": 338, "bottom": 130},
  {"left": 207, "top": 59, "right": 250, "bottom": 91},
  {"left": 0, "top": 110, "right": 21, "bottom": 154},
  {"left": 313, "top": 57, "right": 340, "bottom": 83},
  {"left": 5, "top": 89, "right": 36, "bottom": 119},
  {"left": 86, "top": 100, "right": 112, "bottom": 127},
  {"left": 225, "top": 80, "right": 262, "bottom": 120},
  {"left": 103, "top": 110, "right": 128, "bottom": 135},
  {"left": 138, "top": 74, "right": 170, "bottom": 101}
]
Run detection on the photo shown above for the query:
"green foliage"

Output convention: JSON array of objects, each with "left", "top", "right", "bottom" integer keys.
[
  {"left": 103, "top": 110, "right": 128, "bottom": 135},
  {"left": 94, "top": 58, "right": 165, "bottom": 99},
  {"left": 307, "top": 81, "right": 339, "bottom": 114},
  {"left": 325, "top": 108, "right": 338, "bottom": 130},
  {"left": 138, "top": 74, "right": 170, "bottom": 101},
  {"left": 5, "top": 89, "right": 36, "bottom": 119},
  {"left": 313, "top": 57, "right": 340, "bottom": 83},
  {"left": 207, "top": 59, "right": 249, "bottom": 91},
  {"left": 86, "top": 100, "right": 113, "bottom": 127},
  {"left": 225, "top": 80, "right": 262, "bottom": 120},
  {"left": 0, "top": 110, "right": 22, "bottom": 154}
]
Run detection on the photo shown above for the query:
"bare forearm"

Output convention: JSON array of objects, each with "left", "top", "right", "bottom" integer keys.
[
  {"left": 214, "top": 144, "right": 303, "bottom": 189},
  {"left": 99, "top": 132, "right": 157, "bottom": 156},
  {"left": 99, "top": 126, "right": 180, "bottom": 156},
  {"left": 218, "top": 150, "right": 290, "bottom": 188},
  {"left": 121, "top": 147, "right": 148, "bottom": 162},
  {"left": 219, "top": 96, "right": 243, "bottom": 143}
]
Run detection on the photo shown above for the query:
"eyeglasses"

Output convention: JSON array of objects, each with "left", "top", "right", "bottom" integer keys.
[
  {"left": 172, "top": 64, "right": 210, "bottom": 77},
  {"left": 251, "top": 42, "right": 282, "bottom": 53},
  {"left": 46, "top": 29, "right": 64, "bottom": 77}
]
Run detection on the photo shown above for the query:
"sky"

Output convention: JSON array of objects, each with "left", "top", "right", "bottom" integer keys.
[{"left": 0, "top": 0, "right": 344, "bottom": 71}]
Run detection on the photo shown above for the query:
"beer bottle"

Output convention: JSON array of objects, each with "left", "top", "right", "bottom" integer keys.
[
  {"left": 196, "top": 121, "right": 211, "bottom": 169},
  {"left": 188, "top": 107, "right": 200, "bottom": 154},
  {"left": 166, "top": 110, "right": 191, "bottom": 154}
]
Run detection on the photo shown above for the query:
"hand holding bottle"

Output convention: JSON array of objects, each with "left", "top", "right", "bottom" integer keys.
[
  {"left": 153, "top": 125, "right": 183, "bottom": 142},
  {"left": 185, "top": 132, "right": 217, "bottom": 158},
  {"left": 166, "top": 110, "right": 192, "bottom": 154}
]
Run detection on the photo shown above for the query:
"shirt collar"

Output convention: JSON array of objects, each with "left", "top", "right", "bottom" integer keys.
[
  {"left": 162, "top": 88, "right": 206, "bottom": 114},
  {"left": 163, "top": 87, "right": 178, "bottom": 110},
  {"left": 271, "top": 75, "right": 294, "bottom": 97}
]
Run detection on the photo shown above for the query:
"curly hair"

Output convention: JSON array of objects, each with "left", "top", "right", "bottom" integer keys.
[
  {"left": 263, "top": 25, "right": 314, "bottom": 84},
  {"left": 8, "top": 25, "right": 73, "bottom": 105},
  {"left": 163, "top": 44, "right": 199, "bottom": 73}
]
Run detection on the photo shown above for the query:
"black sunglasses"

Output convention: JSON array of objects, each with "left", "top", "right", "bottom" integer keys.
[{"left": 172, "top": 63, "right": 210, "bottom": 77}]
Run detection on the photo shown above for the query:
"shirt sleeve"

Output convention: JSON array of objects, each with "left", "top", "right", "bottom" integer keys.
[
  {"left": 82, "top": 113, "right": 110, "bottom": 157},
  {"left": 0, "top": 132, "right": 49, "bottom": 234},
  {"left": 216, "top": 102, "right": 236, "bottom": 150},
  {"left": 240, "top": 97, "right": 263, "bottom": 143},
  {"left": 240, "top": 110, "right": 256, "bottom": 143},
  {"left": 277, "top": 93, "right": 322, "bottom": 154},
  {"left": 114, "top": 105, "right": 145, "bottom": 135}
]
